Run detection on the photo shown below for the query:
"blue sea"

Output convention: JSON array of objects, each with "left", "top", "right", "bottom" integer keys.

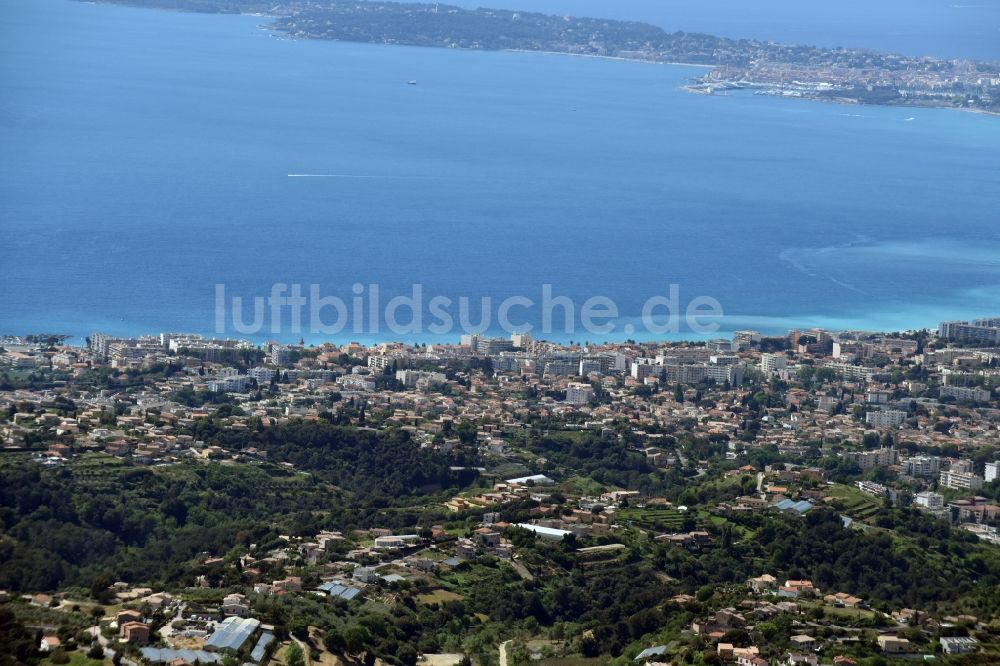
[{"left": 2, "top": 0, "right": 1000, "bottom": 344}]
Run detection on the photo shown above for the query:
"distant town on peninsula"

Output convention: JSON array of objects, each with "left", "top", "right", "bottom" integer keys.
[{"left": 83, "top": 0, "right": 1000, "bottom": 113}]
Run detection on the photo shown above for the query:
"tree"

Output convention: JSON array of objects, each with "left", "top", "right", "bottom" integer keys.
[
  {"left": 89, "top": 573, "right": 114, "bottom": 603},
  {"left": 285, "top": 643, "right": 305, "bottom": 666},
  {"left": 0, "top": 607, "right": 38, "bottom": 665},
  {"left": 324, "top": 628, "right": 344, "bottom": 652},
  {"left": 344, "top": 625, "right": 370, "bottom": 654}
]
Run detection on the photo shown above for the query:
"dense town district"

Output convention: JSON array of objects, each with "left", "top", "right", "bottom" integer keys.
[{"left": 4, "top": 319, "right": 1000, "bottom": 665}]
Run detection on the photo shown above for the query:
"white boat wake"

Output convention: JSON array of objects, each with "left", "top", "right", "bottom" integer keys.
[{"left": 287, "top": 173, "right": 384, "bottom": 178}]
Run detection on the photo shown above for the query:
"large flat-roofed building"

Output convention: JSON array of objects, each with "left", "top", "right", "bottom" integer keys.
[
  {"left": 865, "top": 410, "right": 907, "bottom": 429},
  {"left": 204, "top": 616, "right": 260, "bottom": 653},
  {"left": 938, "top": 320, "right": 1000, "bottom": 345},
  {"left": 565, "top": 382, "right": 594, "bottom": 405},
  {"left": 516, "top": 523, "right": 570, "bottom": 540},
  {"left": 939, "top": 386, "right": 991, "bottom": 403},
  {"left": 940, "top": 470, "right": 984, "bottom": 491},
  {"left": 706, "top": 362, "right": 744, "bottom": 386},
  {"left": 842, "top": 447, "right": 897, "bottom": 471},
  {"left": 915, "top": 492, "right": 944, "bottom": 510},
  {"left": 940, "top": 637, "right": 979, "bottom": 655},
  {"left": 477, "top": 337, "right": 515, "bottom": 355},
  {"left": 902, "top": 455, "right": 940, "bottom": 478}
]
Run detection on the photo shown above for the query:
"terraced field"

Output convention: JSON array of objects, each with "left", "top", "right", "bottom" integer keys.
[
  {"left": 824, "top": 484, "right": 883, "bottom": 521},
  {"left": 616, "top": 507, "right": 688, "bottom": 531}
]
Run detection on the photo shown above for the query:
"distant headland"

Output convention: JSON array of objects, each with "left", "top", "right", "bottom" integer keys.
[{"left": 78, "top": 0, "right": 1000, "bottom": 114}]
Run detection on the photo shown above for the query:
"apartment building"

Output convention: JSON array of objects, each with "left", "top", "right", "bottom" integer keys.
[{"left": 940, "top": 470, "right": 984, "bottom": 491}]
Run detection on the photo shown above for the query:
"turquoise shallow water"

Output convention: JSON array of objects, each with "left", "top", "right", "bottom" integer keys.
[{"left": 2, "top": 0, "right": 1000, "bottom": 343}]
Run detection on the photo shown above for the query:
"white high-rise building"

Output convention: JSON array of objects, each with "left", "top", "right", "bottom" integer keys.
[
  {"left": 565, "top": 383, "right": 595, "bottom": 406},
  {"left": 940, "top": 470, "right": 984, "bottom": 491},
  {"left": 760, "top": 353, "right": 787, "bottom": 374},
  {"left": 986, "top": 461, "right": 1000, "bottom": 483},
  {"left": 903, "top": 455, "right": 940, "bottom": 479},
  {"left": 511, "top": 333, "right": 533, "bottom": 349},
  {"left": 915, "top": 492, "right": 944, "bottom": 510},
  {"left": 865, "top": 409, "right": 907, "bottom": 429}
]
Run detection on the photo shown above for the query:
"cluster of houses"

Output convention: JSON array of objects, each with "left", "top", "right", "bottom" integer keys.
[{"left": 635, "top": 572, "right": 984, "bottom": 666}]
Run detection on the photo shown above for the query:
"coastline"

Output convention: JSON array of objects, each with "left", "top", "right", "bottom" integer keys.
[
  {"left": 679, "top": 82, "right": 1000, "bottom": 117},
  {"left": 77, "top": 0, "right": 999, "bottom": 117},
  {"left": 258, "top": 28, "right": 1000, "bottom": 117},
  {"left": 0, "top": 312, "right": 956, "bottom": 350},
  {"left": 503, "top": 48, "right": 714, "bottom": 70}
]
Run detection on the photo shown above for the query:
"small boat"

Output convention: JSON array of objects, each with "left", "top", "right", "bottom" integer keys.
[{"left": 408, "top": 80, "right": 417, "bottom": 85}]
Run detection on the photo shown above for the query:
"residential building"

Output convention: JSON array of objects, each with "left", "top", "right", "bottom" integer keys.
[
  {"left": 247, "top": 366, "right": 275, "bottom": 383},
  {"left": 733, "top": 330, "right": 762, "bottom": 348},
  {"left": 546, "top": 360, "right": 581, "bottom": 377},
  {"left": 842, "top": 448, "right": 897, "bottom": 471},
  {"left": 940, "top": 470, "right": 984, "bottom": 491},
  {"left": 477, "top": 337, "right": 514, "bottom": 355},
  {"left": 902, "top": 455, "right": 940, "bottom": 479},
  {"left": 396, "top": 369, "right": 446, "bottom": 389},
  {"left": 116, "top": 609, "right": 142, "bottom": 625},
  {"left": 222, "top": 593, "right": 250, "bottom": 617},
  {"left": 598, "top": 352, "right": 630, "bottom": 373},
  {"left": 949, "top": 459, "right": 975, "bottom": 474},
  {"left": 788, "top": 635, "right": 817, "bottom": 650},
  {"left": 876, "top": 635, "right": 912, "bottom": 654},
  {"left": 121, "top": 621, "right": 151, "bottom": 644},
  {"left": 270, "top": 345, "right": 292, "bottom": 366},
  {"left": 207, "top": 375, "right": 252, "bottom": 393},
  {"left": 881, "top": 338, "right": 919, "bottom": 355},
  {"left": 630, "top": 361, "right": 659, "bottom": 381},
  {"left": 948, "top": 497, "right": 1000, "bottom": 523},
  {"left": 914, "top": 492, "right": 944, "bottom": 510},
  {"left": 39, "top": 636, "right": 61, "bottom": 653},
  {"left": 367, "top": 354, "right": 394, "bottom": 371},
  {"left": 565, "top": 383, "right": 595, "bottom": 405},
  {"left": 738, "top": 656, "right": 770, "bottom": 666},
  {"left": 866, "top": 391, "right": 890, "bottom": 405},
  {"left": 865, "top": 409, "right": 907, "bottom": 429},
  {"left": 706, "top": 362, "right": 745, "bottom": 385},
  {"left": 938, "top": 320, "right": 1000, "bottom": 345},
  {"left": 857, "top": 480, "right": 895, "bottom": 501},
  {"left": 510, "top": 333, "right": 532, "bottom": 349},
  {"left": 823, "top": 362, "right": 875, "bottom": 382},
  {"left": 939, "top": 386, "right": 991, "bottom": 403}
]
